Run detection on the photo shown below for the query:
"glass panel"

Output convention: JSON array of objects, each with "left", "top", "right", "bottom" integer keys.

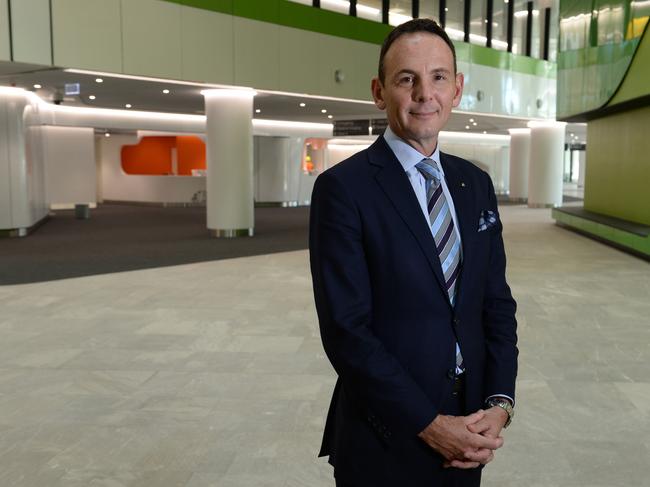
[
  {"left": 530, "top": 1, "right": 541, "bottom": 57},
  {"left": 356, "top": 0, "right": 383, "bottom": 22},
  {"left": 492, "top": 0, "right": 509, "bottom": 51},
  {"left": 389, "top": 0, "right": 413, "bottom": 25},
  {"left": 512, "top": 0, "right": 529, "bottom": 55},
  {"left": 469, "top": 0, "right": 487, "bottom": 45},
  {"left": 559, "top": 7, "right": 589, "bottom": 51},
  {"left": 595, "top": 2, "right": 625, "bottom": 45},
  {"left": 630, "top": 0, "right": 650, "bottom": 39},
  {"left": 419, "top": 0, "right": 441, "bottom": 22},
  {"left": 445, "top": 0, "right": 466, "bottom": 41},
  {"left": 318, "top": 0, "right": 349, "bottom": 16}
]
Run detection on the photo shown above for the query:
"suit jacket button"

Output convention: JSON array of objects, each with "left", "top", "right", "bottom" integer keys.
[{"left": 447, "top": 369, "right": 455, "bottom": 379}]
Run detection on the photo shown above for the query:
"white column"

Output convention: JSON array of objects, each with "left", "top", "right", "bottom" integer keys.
[
  {"left": 527, "top": 121, "right": 567, "bottom": 208},
  {"left": 202, "top": 89, "right": 255, "bottom": 237},
  {"left": 508, "top": 128, "right": 530, "bottom": 202},
  {"left": 254, "top": 136, "right": 304, "bottom": 206},
  {"left": 577, "top": 150, "right": 586, "bottom": 187}
]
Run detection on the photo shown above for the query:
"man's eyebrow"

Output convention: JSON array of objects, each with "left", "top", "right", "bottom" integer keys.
[{"left": 393, "top": 67, "right": 451, "bottom": 77}]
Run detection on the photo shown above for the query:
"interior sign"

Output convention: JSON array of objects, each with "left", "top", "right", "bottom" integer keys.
[{"left": 64, "top": 83, "right": 81, "bottom": 96}]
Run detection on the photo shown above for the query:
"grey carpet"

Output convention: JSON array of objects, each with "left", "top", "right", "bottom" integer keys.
[{"left": 0, "top": 204, "right": 310, "bottom": 285}]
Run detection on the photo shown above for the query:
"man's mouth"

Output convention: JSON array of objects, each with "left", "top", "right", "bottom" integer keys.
[{"left": 409, "top": 111, "right": 438, "bottom": 117}]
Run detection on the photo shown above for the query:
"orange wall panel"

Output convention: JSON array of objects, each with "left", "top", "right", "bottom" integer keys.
[
  {"left": 176, "top": 136, "right": 206, "bottom": 175},
  {"left": 121, "top": 137, "right": 175, "bottom": 175},
  {"left": 121, "top": 136, "right": 206, "bottom": 176}
]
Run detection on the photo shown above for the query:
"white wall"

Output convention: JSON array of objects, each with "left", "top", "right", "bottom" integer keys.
[
  {"left": 52, "top": 0, "right": 122, "bottom": 72},
  {"left": 0, "top": 0, "right": 10, "bottom": 61},
  {"left": 98, "top": 134, "right": 205, "bottom": 204},
  {"left": 9, "top": 0, "right": 52, "bottom": 65},
  {"left": 42, "top": 126, "right": 96, "bottom": 206}
]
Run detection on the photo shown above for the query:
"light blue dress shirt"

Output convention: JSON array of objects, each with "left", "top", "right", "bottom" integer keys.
[{"left": 383, "top": 126, "right": 462, "bottom": 251}]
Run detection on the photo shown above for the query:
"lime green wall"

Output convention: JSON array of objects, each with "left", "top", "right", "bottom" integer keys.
[{"left": 584, "top": 104, "right": 650, "bottom": 225}]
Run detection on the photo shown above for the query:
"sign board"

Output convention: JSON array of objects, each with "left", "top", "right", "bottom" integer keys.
[
  {"left": 370, "top": 118, "right": 389, "bottom": 134},
  {"left": 333, "top": 119, "right": 370, "bottom": 136},
  {"left": 64, "top": 83, "right": 81, "bottom": 96}
]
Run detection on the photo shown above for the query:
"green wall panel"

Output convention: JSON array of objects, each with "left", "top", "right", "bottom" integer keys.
[
  {"left": 557, "top": 0, "right": 649, "bottom": 119},
  {"left": 552, "top": 209, "right": 650, "bottom": 257},
  {"left": 607, "top": 24, "right": 650, "bottom": 106},
  {"left": 584, "top": 104, "right": 650, "bottom": 226}
]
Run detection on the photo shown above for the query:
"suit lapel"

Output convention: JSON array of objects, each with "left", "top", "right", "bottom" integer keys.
[
  {"left": 368, "top": 138, "right": 449, "bottom": 300},
  {"left": 440, "top": 152, "right": 477, "bottom": 305}
]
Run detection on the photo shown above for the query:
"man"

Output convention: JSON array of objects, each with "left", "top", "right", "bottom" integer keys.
[{"left": 309, "top": 19, "right": 518, "bottom": 487}]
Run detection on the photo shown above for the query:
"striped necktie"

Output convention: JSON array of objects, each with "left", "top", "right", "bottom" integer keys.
[{"left": 415, "top": 158, "right": 465, "bottom": 374}]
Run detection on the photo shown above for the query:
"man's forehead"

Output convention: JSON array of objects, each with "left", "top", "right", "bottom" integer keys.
[{"left": 384, "top": 32, "right": 454, "bottom": 70}]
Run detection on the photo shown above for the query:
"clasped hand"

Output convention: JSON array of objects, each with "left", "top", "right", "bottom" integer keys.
[{"left": 417, "top": 407, "right": 509, "bottom": 469}]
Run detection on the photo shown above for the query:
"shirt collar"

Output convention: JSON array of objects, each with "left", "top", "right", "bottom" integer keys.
[{"left": 382, "top": 126, "right": 443, "bottom": 175}]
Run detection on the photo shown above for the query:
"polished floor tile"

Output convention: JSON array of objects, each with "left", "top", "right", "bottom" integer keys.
[{"left": 0, "top": 205, "right": 649, "bottom": 486}]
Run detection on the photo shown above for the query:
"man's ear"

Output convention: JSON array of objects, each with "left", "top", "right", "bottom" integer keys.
[
  {"left": 452, "top": 72, "right": 464, "bottom": 108},
  {"left": 371, "top": 77, "right": 386, "bottom": 110}
]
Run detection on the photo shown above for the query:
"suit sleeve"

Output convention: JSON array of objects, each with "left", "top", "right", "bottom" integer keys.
[
  {"left": 309, "top": 170, "right": 437, "bottom": 440},
  {"left": 481, "top": 173, "right": 518, "bottom": 402}
]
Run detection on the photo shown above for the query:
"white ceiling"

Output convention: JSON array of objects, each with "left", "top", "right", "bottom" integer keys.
[{"left": 0, "top": 62, "right": 587, "bottom": 143}]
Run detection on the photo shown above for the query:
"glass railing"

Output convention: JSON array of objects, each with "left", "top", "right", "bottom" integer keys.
[{"left": 287, "top": 0, "right": 557, "bottom": 61}]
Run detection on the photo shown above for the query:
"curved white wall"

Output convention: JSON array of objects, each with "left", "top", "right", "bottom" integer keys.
[{"left": 0, "top": 89, "right": 47, "bottom": 232}]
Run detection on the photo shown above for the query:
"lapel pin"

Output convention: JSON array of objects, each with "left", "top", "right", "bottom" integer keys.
[{"left": 461, "top": 182, "right": 466, "bottom": 188}]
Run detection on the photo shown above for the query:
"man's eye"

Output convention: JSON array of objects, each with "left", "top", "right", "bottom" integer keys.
[
  {"left": 399, "top": 76, "right": 414, "bottom": 85},
  {"left": 434, "top": 74, "right": 446, "bottom": 81}
]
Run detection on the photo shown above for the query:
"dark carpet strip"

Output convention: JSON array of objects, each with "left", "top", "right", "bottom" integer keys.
[{"left": 0, "top": 204, "right": 310, "bottom": 285}]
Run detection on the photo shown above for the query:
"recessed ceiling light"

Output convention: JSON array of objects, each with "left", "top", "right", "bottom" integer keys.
[
  {"left": 328, "top": 115, "right": 333, "bottom": 119},
  {"left": 125, "top": 103, "right": 132, "bottom": 108},
  {"left": 88, "top": 95, "right": 96, "bottom": 100},
  {"left": 469, "top": 118, "right": 475, "bottom": 123},
  {"left": 95, "top": 78, "right": 103, "bottom": 83},
  {"left": 33, "top": 84, "right": 42, "bottom": 89},
  {"left": 255, "top": 109, "right": 261, "bottom": 113},
  {"left": 104, "top": 132, "right": 111, "bottom": 138},
  {"left": 445, "top": 7, "right": 449, "bottom": 11},
  {"left": 321, "top": 109, "right": 327, "bottom": 113},
  {"left": 472, "top": 122, "right": 477, "bottom": 126},
  {"left": 483, "top": 130, "right": 487, "bottom": 134},
  {"left": 465, "top": 125, "right": 470, "bottom": 129},
  {"left": 162, "top": 89, "right": 170, "bottom": 94},
  {"left": 299, "top": 103, "right": 306, "bottom": 107}
]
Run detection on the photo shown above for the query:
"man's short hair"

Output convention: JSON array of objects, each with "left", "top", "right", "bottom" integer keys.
[{"left": 378, "top": 18, "right": 457, "bottom": 83}]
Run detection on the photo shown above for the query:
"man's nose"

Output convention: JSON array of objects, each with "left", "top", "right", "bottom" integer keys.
[{"left": 413, "top": 80, "right": 434, "bottom": 102}]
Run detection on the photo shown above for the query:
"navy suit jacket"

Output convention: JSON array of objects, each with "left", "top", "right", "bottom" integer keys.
[{"left": 309, "top": 136, "right": 518, "bottom": 486}]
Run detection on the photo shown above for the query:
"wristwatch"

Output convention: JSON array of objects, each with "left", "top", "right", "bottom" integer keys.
[{"left": 486, "top": 398, "right": 514, "bottom": 428}]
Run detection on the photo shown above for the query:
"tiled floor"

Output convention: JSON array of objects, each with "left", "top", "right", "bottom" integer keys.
[{"left": 1, "top": 205, "right": 649, "bottom": 486}]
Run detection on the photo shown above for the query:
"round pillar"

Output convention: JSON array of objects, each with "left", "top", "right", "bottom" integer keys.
[
  {"left": 202, "top": 89, "right": 256, "bottom": 237},
  {"left": 527, "top": 121, "right": 566, "bottom": 208},
  {"left": 254, "top": 136, "right": 304, "bottom": 206},
  {"left": 507, "top": 128, "right": 531, "bottom": 203}
]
